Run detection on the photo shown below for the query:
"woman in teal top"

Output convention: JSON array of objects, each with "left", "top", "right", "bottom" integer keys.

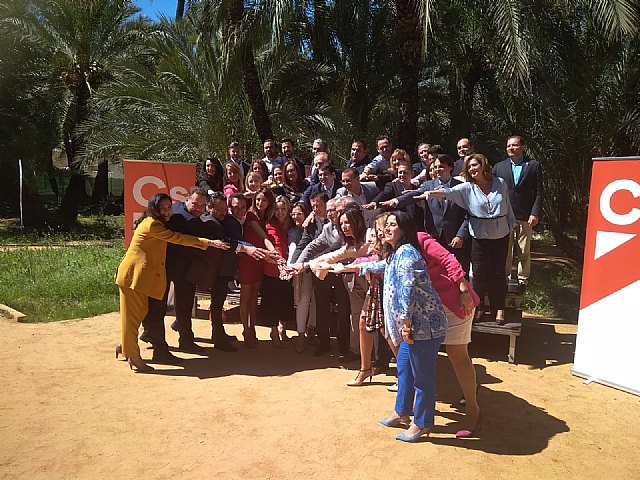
[{"left": 334, "top": 211, "right": 447, "bottom": 442}]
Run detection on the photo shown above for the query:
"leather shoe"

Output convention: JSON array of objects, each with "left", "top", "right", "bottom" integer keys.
[
  {"left": 139, "top": 331, "right": 153, "bottom": 344},
  {"left": 313, "top": 345, "right": 330, "bottom": 357},
  {"left": 212, "top": 332, "right": 238, "bottom": 344},
  {"left": 338, "top": 351, "right": 357, "bottom": 363},
  {"left": 214, "top": 342, "right": 237, "bottom": 352},
  {"left": 151, "top": 350, "right": 184, "bottom": 364},
  {"left": 178, "top": 341, "right": 205, "bottom": 354}
]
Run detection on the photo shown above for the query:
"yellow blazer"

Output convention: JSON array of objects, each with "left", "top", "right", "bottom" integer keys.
[{"left": 115, "top": 216, "right": 210, "bottom": 300}]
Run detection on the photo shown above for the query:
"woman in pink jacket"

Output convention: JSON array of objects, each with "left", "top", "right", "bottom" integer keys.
[{"left": 417, "top": 231, "right": 482, "bottom": 437}]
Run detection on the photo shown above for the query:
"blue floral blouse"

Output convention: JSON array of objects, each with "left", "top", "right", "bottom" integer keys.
[{"left": 358, "top": 243, "right": 447, "bottom": 346}]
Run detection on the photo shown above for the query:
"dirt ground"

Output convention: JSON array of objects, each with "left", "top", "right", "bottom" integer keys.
[{"left": 0, "top": 307, "right": 638, "bottom": 480}]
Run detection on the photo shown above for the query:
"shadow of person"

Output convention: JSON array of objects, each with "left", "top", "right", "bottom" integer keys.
[
  {"left": 429, "top": 356, "right": 569, "bottom": 454},
  {"left": 431, "top": 387, "right": 570, "bottom": 454},
  {"left": 147, "top": 337, "right": 352, "bottom": 379}
]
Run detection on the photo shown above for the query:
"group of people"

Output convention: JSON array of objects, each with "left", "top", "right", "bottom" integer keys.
[{"left": 115, "top": 133, "right": 543, "bottom": 443}]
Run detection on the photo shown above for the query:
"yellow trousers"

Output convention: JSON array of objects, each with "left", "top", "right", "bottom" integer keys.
[{"left": 119, "top": 286, "right": 149, "bottom": 358}]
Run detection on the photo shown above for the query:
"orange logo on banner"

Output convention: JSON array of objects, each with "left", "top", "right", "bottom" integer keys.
[
  {"left": 580, "top": 158, "right": 640, "bottom": 309},
  {"left": 123, "top": 160, "right": 196, "bottom": 248}
]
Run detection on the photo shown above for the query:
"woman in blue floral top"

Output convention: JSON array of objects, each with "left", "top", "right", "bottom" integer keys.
[{"left": 333, "top": 211, "right": 447, "bottom": 442}]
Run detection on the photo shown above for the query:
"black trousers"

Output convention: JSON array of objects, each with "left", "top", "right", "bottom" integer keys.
[
  {"left": 439, "top": 233, "right": 471, "bottom": 278},
  {"left": 142, "top": 286, "right": 169, "bottom": 352},
  {"left": 210, "top": 275, "right": 231, "bottom": 342},
  {"left": 470, "top": 235, "right": 509, "bottom": 310},
  {"left": 313, "top": 273, "right": 351, "bottom": 353},
  {"left": 173, "top": 278, "right": 197, "bottom": 343}
]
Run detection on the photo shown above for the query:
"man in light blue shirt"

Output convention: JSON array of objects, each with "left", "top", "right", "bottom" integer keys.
[{"left": 361, "top": 135, "right": 392, "bottom": 181}]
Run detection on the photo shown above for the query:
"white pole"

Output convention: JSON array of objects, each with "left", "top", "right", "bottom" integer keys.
[{"left": 18, "top": 159, "right": 24, "bottom": 227}]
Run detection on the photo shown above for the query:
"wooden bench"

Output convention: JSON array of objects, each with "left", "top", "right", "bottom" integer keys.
[{"left": 472, "top": 318, "right": 522, "bottom": 364}]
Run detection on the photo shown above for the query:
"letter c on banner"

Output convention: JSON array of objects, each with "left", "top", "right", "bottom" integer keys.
[
  {"left": 600, "top": 179, "right": 640, "bottom": 226},
  {"left": 133, "top": 176, "right": 166, "bottom": 207}
]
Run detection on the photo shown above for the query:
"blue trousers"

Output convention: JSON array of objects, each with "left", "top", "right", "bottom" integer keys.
[{"left": 395, "top": 337, "right": 444, "bottom": 429}]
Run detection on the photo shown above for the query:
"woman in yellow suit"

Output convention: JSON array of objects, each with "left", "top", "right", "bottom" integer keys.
[{"left": 115, "top": 193, "right": 228, "bottom": 372}]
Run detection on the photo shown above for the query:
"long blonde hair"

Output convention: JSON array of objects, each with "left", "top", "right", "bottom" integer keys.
[{"left": 224, "top": 161, "right": 245, "bottom": 192}]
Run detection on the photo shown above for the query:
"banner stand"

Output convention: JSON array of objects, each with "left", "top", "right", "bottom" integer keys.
[{"left": 572, "top": 156, "right": 640, "bottom": 397}]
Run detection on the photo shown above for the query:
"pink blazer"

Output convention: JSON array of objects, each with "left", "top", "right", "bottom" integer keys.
[{"left": 417, "top": 232, "right": 480, "bottom": 319}]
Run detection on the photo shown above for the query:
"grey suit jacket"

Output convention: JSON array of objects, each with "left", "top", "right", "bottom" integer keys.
[
  {"left": 335, "top": 182, "right": 380, "bottom": 204},
  {"left": 297, "top": 221, "right": 345, "bottom": 263}
]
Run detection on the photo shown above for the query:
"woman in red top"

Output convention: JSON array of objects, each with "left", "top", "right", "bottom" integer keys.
[
  {"left": 262, "top": 195, "right": 296, "bottom": 347},
  {"left": 238, "top": 187, "right": 278, "bottom": 347}
]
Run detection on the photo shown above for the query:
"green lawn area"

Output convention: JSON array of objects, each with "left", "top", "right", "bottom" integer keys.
[{"left": 0, "top": 242, "right": 123, "bottom": 322}]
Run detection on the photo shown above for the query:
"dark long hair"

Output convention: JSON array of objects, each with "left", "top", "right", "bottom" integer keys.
[
  {"left": 382, "top": 210, "right": 421, "bottom": 260},
  {"left": 197, "top": 155, "right": 223, "bottom": 192},
  {"left": 251, "top": 187, "right": 276, "bottom": 223},
  {"left": 338, "top": 207, "right": 367, "bottom": 247},
  {"left": 134, "top": 192, "right": 171, "bottom": 229},
  {"left": 283, "top": 159, "right": 306, "bottom": 193}
]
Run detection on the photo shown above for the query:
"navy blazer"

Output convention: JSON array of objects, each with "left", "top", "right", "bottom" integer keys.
[
  {"left": 396, "top": 178, "right": 470, "bottom": 243},
  {"left": 301, "top": 179, "right": 343, "bottom": 204},
  {"left": 166, "top": 202, "right": 223, "bottom": 284},
  {"left": 492, "top": 156, "right": 543, "bottom": 221}
]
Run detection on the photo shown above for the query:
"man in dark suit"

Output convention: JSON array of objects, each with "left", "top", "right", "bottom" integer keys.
[
  {"left": 228, "top": 141, "right": 250, "bottom": 177},
  {"left": 389, "top": 154, "right": 471, "bottom": 274},
  {"left": 301, "top": 163, "right": 342, "bottom": 204},
  {"left": 493, "top": 135, "right": 543, "bottom": 287},
  {"left": 200, "top": 192, "right": 270, "bottom": 352},
  {"left": 453, "top": 137, "right": 474, "bottom": 177},
  {"left": 336, "top": 167, "right": 380, "bottom": 226}
]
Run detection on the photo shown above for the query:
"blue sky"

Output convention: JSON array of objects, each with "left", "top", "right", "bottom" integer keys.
[{"left": 134, "top": 0, "right": 175, "bottom": 21}]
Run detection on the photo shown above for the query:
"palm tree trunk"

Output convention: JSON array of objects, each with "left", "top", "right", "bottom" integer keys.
[
  {"left": 229, "top": 0, "right": 273, "bottom": 142},
  {"left": 176, "top": 0, "right": 186, "bottom": 19},
  {"left": 395, "top": 0, "right": 422, "bottom": 152}
]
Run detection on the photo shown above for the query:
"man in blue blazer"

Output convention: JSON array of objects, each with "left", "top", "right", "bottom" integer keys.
[
  {"left": 492, "top": 135, "right": 543, "bottom": 287},
  {"left": 301, "top": 163, "right": 342, "bottom": 204},
  {"left": 387, "top": 154, "right": 471, "bottom": 274}
]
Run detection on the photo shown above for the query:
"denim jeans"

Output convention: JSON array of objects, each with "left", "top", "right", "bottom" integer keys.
[{"left": 395, "top": 337, "right": 444, "bottom": 429}]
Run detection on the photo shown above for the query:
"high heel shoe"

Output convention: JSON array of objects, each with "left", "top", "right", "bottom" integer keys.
[
  {"left": 115, "top": 344, "right": 123, "bottom": 359},
  {"left": 378, "top": 415, "right": 410, "bottom": 428},
  {"left": 456, "top": 410, "right": 484, "bottom": 438},
  {"left": 127, "top": 356, "right": 155, "bottom": 373},
  {"left": 396, "top": 427, "right": 431, "bottom": 443},
  {"left": 347, "top": 368, "right": 373, "bottom": 387}
]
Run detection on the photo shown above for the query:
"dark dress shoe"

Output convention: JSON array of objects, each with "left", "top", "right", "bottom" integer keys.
[
  {"left": 214, "top": 342, "right": 238, "bottom": 352},
  {"left": 151, "top": 350, "right": 184, "bottom": 364},
  {"left": 313, "top": 345, "right": 330, "bottom": 357},
  {"left": 372, "top": 363, "right": 390, "bottom": 375},
  {"left": 212, "top": 333, "right": 238, "bottom": 344},
  {"left": 139, "top": 331, "right": 153, "bottom": 344},
  {"left": 170, "top": 321, "right": 179, "bottom": 332},
  {"left": 178, "top": 341, "right": 205, "bottom": 354},
  {"left": 338, "top": 351, "right": 358, "bottom": 363}
]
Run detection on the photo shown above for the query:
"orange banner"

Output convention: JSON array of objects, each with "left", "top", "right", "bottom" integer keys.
[{"left": 123, "top": 160, "right": 196, "bottom": 248}]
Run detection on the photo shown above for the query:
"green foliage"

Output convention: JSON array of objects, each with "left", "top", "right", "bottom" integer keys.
[{"left": 0, "top": 241, "right": 123, "bottom": 322}]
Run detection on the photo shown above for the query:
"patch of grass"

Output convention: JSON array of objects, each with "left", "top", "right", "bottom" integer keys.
[
  {"left": 0, "top": 242, "right": 124, "bottom": 322},
  {"left": 521, "top": 239, "right": 582, "bottom": 321},
  {"left": 0, "top": 215, "right": 124, "bottom": 245}
]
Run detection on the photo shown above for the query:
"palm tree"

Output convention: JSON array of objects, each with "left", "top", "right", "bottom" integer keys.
[{"left": 5, "top": 0, "right": 150, "bottom": 222}]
